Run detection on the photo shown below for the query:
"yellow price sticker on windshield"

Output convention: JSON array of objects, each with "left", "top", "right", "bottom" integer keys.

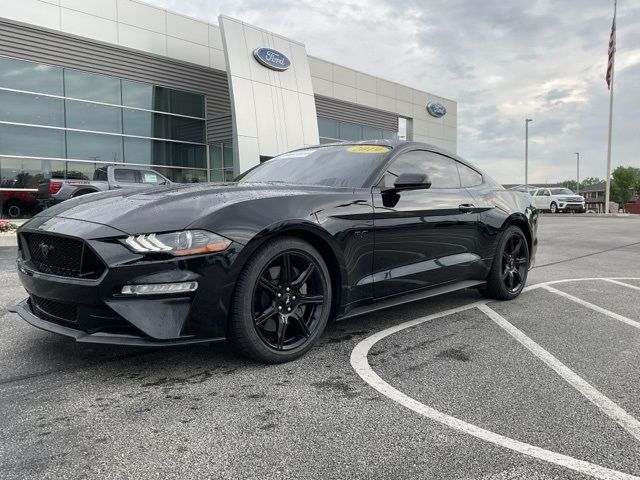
[{"left": 346, "top": 145, "right": 391, "bottom": 154}]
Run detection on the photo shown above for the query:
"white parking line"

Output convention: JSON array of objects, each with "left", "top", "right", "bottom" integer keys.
[
  {"left": 351, "top": 277, "right": 640, "bottom": 480},
  {"left": 603, "top": 278, "right": 640, "bottom": 292},
  {"left": 542, "top": 285, "right": 640, "bottom": 330},
  {"left": 523, "top": 277, "right": 640, "bottom": 293},
  {"left": 478, "top": 303, "right": 640, "bottom": 443}
]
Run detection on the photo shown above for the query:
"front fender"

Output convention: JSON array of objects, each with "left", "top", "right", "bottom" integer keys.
[{"left": 217, "top": 219, "right": 349, "bottom": 322}]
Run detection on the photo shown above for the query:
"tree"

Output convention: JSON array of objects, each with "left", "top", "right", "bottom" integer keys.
[
  {"left": 559, "top": 177, "right": 603, "bottom": 193},
  {"left": 580, "top": 177, "right": 602, "bottom": 189},
  {"left": 610, "top": 166, "right": 639, "bottom": 206}
]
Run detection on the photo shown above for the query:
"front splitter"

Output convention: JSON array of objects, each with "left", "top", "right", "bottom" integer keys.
[{"left": 9, "top": 299, "right": 225, "bottom": 347}]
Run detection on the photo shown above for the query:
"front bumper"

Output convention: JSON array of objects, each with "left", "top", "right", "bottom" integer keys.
[
  {"left": 9, "top": 299, "right": 224, "bottom": 346},
  {"left": 558, "top": 202, "right": 585, "bottom": 211},
  {"left": 13, "top": 216, "right": 241, "bottom": 346}
]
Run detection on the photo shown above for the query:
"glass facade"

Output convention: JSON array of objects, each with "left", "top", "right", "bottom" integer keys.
[
  {"left": 0, "top": 55, "right": 224, "bottom": 190},
  {"left": 209, "top": 143, "right": 234, "bottom": 181},
  {"left": 318, "top": 117, "right": 398, "bottom": 144}
]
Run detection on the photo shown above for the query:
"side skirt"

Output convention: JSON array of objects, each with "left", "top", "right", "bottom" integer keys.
[{"left": 337, "top": 280, "right": 486, "bottom": 321}]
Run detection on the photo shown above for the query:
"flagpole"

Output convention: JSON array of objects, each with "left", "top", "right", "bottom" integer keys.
[{"left": 604, "top": 0, "right": 617, "bottom": 214}]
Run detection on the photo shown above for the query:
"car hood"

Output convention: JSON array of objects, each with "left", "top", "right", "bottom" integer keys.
[{"left": 28, "top": 182, "right": 332, "bottom": 235}]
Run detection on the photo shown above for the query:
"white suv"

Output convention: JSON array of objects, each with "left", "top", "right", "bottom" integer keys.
[{"left": 532, "top": 187, "right": 585, "bottom": 213}]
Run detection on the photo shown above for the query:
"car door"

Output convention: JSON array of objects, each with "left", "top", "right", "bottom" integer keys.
[
  {"left": 534, "top": 188, "right": 551, "bottom": 210},
  {"left": 112, "top": 168, "right": 140, "bottom": 189},
  {"left": 371, "top": 150, "right": 480, "bottom": 298}
]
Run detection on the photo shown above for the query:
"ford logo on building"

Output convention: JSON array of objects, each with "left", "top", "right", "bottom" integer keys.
[
  {"left": 426, "top": 101, "right": 447, "bottom": 118},
  {"left": 253, "top": 48, "right": 291, "bottom": 71}
]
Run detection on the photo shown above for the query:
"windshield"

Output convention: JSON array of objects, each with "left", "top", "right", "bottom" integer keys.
[
  {"left": 550, "top": 188, "right": 575, "bottom": 195},
  {"left": 238, "top": 145, "right": 392, "bottom": 188}
]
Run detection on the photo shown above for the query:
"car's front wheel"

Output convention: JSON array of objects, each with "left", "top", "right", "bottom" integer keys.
[
  {"left": 229, "top": 237, "right": 332, "bottom": 363},
  {"left": 480, "top": 225, "right": 529, "bottom": 300},
  {"left": 549, "top": 202, "right": 558, "bottom": 213}
]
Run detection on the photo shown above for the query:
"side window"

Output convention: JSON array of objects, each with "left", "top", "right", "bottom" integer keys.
[
  {"left": 114, "top": 169, "right": 138, "bottom": 183},
  {"left": 93, "top": 168, "right": 107, "bottom": 181},
  {"left": 140, "top": 171, "right": 161, "bottom": 184},
  {"left": 457, "top": 162, "right": 483, "bottom": 187},
  {"left": 380, "top": 151, "right": 461, "bottom": 189},
  {"left": 543, "top": 189, "right": 551, "bottom": 196}
]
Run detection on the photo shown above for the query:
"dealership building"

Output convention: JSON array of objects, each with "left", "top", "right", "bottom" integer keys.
[{"left": 0, "top": 0, "right": 457, "bottom": 198}]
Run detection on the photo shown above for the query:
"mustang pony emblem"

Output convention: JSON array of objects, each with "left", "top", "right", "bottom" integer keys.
[{"left": 39, "top": 242, "right": 54, "bottom": 258}]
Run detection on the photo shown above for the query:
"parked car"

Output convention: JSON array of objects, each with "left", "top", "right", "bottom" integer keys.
[
  {"left": 12, "top": 141, "right": 538, "bottom": 364},
  {"left": 37, "top": 165, "right": 171, "bottom": 207},
  {"left": 1, "top": 190, "right": 39, "bottom": 218},
  {"left": 531, "top": 187, "right": 585, "bottom": 213}
]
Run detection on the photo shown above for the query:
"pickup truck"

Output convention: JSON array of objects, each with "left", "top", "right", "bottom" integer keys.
[
  {"left": 1, "top": 190, "right": 39, "bottom": 218},
  {"left": 38, "top": 165, "right": 171, "bottom": 207}
]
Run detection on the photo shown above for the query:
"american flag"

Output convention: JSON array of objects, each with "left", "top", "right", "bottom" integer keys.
[{"left": 606, "top": 11, "right": 616, "bottom": 89}]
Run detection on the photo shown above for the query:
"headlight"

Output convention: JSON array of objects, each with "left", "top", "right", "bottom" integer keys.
[{"left": 124, "top": 230, "right": 231, "bottom": 256}]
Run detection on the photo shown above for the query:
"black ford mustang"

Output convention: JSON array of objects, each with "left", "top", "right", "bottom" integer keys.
[{"left": 11, "top": 141, "right": 537, "bottom": 363}]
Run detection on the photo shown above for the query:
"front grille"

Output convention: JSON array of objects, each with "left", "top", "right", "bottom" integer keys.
[
  {"left": 31, "top": 295, "right": 77, "bottom": 323},
  {"left": 22, "top": 233, "right": 105, "bottom": 279}
]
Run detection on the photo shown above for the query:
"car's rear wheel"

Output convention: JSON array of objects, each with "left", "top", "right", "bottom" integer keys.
[
  {"left": 480, "top": 225, "right": 529, "bottom": 300},
  {"left": 549, "top": 202, "right": 558, "bottom": 213},
  {"left": 229, "top": 237, "right": 332, "bottom": 363},
  {"left": 3, "top": 200, "right": 24, "bottom": 219}
]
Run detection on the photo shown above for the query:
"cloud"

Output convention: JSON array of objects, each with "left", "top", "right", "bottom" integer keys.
[{"left": 144, "top": 0, "right": 640, "bottom": 184}]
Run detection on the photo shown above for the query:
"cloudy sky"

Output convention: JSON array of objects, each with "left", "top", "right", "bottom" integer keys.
[{"left": 146, "top": 0, "right": 639, "bottom": 184}]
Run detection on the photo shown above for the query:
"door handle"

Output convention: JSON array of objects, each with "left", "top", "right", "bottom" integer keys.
[{"left": 459, "top": 203, "right": 476, "bottom": 213}]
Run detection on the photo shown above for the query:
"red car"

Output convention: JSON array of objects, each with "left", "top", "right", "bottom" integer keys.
[{"left": 1, "top": 190, "right": 39, "bottom": 218}]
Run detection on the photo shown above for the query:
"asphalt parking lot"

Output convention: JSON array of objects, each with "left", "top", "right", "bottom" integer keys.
[{"left": 1, "top": 215, "right": 639, "bottom": 480}]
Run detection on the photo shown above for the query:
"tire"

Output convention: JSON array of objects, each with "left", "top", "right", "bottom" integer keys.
[
  {"left": 480, "top": 225, "right": 529, "bottom": 300},
  {"left": 229, "top": 236, "right": 332, "bottom": 363},
  {"left": 549, "top": 202, "right": 558, "bottom": 213},
  {"left": 3, "top": 200, "right": 23, "bottom": 219}
]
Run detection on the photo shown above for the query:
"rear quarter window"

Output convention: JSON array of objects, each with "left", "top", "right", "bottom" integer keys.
[{"left": 93, "top": 169, "right": 108, "bottom": 181}]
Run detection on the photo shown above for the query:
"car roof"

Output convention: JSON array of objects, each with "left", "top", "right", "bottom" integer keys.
[
  {"left": 309, "top": 139, "right": 448, "bottom": 152},
  {"left": 281, "top": 139, "right": 502, "bottom": 188},
  {"left": 300, "top": 139, "right": 470, "bottom": 164},
  {"left": 97, "top": 165, "right": 156, "bottom": 170}
]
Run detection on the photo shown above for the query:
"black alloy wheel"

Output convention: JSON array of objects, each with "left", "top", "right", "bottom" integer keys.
[
  {"left": 252, "top": 251, "right": 326, "bottom": 350},
  {"left": 229, "top": 237, "right": 332, "bottom": 363},
  {"left": 501, "top": 233, "right": 528, "bottom": 293},
  {"left": 480, "top": 225, "right": 529, "bottom": 300},
  {"left": 549, "top": 202, "right": 558, "bottom": 213}
]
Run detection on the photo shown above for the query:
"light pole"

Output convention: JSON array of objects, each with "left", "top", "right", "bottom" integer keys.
[
  {"left": 525, "top": 118, "right": 533, "bottom": 186},
  {"left": 575, "top": 152, "right": 580, "bottom": 194}
]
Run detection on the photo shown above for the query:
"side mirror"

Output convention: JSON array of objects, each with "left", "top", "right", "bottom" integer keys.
[{"left": 385, "top": 173, "right": 432, "bottom": 192}]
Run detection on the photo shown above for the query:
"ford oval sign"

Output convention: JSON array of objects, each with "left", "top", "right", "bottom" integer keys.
[
  {"left": 426, "top": 101, "right": 447, "bottom": 118},
  {"left": 253, "top": 48, "right": 291, "bottom": 71}
]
